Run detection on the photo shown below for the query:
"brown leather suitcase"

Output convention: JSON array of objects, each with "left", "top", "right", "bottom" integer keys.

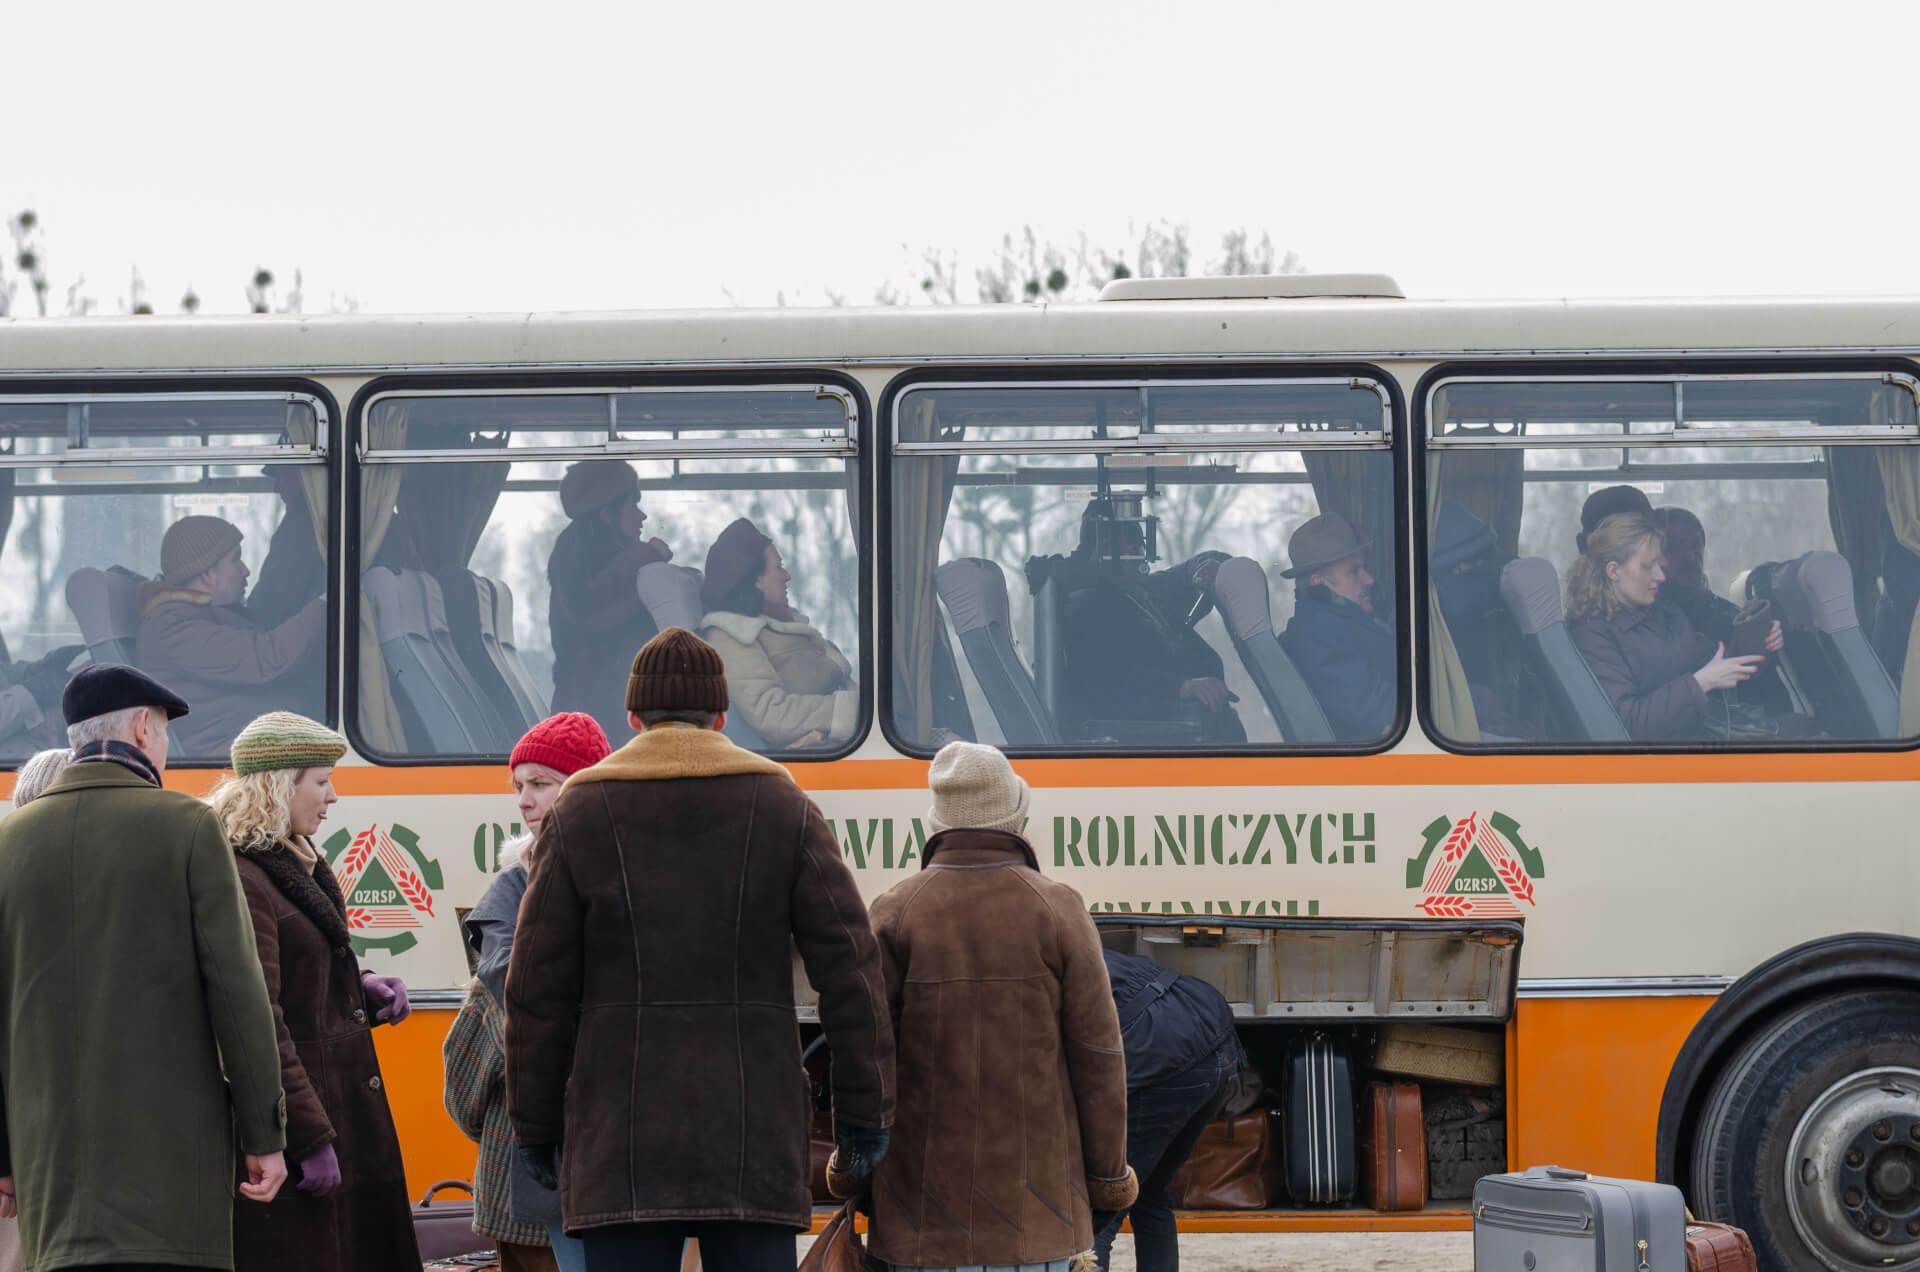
[
  {"left": 1361, "top": 1080, "right": 1427, "bottom": 1211},
  {"left": 1685, "top": 1222, "right": 1759, "bottom": 1272},
  {"left": 1169, "top": 1111, "right": 1284, "bottom": 1210}
]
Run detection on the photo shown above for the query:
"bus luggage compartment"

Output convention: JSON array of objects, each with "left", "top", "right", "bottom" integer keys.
[{"left": 793, "top": 915, "right": 1522, "bottom": 1226}]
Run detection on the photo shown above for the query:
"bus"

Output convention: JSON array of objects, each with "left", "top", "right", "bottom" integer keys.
[{"left": 1, "top": 274, "right": 1915, "bottom": 1272}]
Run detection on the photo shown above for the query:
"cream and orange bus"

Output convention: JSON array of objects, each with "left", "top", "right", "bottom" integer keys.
[{"left": 1, "top": 275, "right": 1915, "bottom": 1272}]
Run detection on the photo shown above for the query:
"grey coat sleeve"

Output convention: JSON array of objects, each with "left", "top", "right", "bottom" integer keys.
[
  {"left": 1570, "top": 617, "right": 1706, "bottom": 741},
  {"left": 466, "top": 864, "right": 529, "bottom": 1006}
]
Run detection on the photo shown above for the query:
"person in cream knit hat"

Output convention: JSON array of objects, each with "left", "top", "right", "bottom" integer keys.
[{"left": 863, "top": 742, "right": 1136, "bottom": 1272}]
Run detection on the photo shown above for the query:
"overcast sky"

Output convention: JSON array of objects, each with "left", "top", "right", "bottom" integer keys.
[{"left": 7, "top": 0, "right": 1915, "bottom": 315}]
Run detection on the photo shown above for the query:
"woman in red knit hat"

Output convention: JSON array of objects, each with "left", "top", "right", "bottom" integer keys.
[{"left": 445, "top": 712, "right": 609, "bottom": 1272}]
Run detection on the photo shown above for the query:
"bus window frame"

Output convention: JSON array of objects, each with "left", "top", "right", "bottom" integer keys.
[
  {"left": 0, "top": 376, "right": 343, "bottom": 770},
  {"left": 342, "top": 369, "right": 875, "bottom": 768},
  {"left": 1411, "top": 355, "right": 1920, "bottom": 757},
  {"left": 875, "top": 361, "right": 1412, "bottom": 761}
]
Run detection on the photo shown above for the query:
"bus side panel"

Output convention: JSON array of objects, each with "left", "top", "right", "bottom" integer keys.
[
  {"left": 373, "top": 1010, "right": 476, "bottom": 1203},
  {"left": 1513, "top": 996, "right": 1714, "bottom": 1179}
]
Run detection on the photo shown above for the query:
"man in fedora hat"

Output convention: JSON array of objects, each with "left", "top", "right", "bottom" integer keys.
[
  {"left": 0, "top": 664, "right": 288, "bottom": 1272},
  {"left": 1279, "top": 512, "right": 1395, "bottom": 741}
]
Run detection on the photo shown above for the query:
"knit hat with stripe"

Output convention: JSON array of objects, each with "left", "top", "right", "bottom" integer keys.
[{"left": 231, "top": 711, "right": 348, "bottom": 776}]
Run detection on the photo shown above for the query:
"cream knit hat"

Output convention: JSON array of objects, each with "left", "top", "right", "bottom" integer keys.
[{"left": 927, "top": 740, "right": 1030, "bottom": 836}]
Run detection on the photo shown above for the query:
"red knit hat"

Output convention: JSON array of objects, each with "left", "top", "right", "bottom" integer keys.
[{"left": 510, "top": 712, "right": 612, "bottom": 776}]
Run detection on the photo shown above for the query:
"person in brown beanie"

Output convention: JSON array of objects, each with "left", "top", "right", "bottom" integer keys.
[
  {"left": 697, "top": 518, "right": 855, "bottom": 750},
  {"left": 505, "top": 627, "right": 894, "bottom": 1272},
  {"left": 546, "top": 460, "right": 675, "bottom": 740},
  {"left": 864, "top": 741, "right": 1136, "bottom": 1272},
  {"left": 136, "top": 514, "right": 326, "bottom": 758}
]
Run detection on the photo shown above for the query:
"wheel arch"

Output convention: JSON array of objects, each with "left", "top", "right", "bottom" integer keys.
[{"left": 1655, "top": 932, "right": 1920, "bottom": 1195}]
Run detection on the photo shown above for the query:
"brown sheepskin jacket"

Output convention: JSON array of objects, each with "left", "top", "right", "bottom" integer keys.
[
  {"left": 505, "top": 724, "right": 894, "bottom": 1233},
  {"left": 865, "top": 828, "right": 1136, "bottom": 1270}
]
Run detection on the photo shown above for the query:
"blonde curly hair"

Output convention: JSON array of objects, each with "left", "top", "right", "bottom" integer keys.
[
  {"left": 207, "top": 767, "right": 302, "bottom": 852},
  {"left": 1566, "top": 512, "right": 1663, "bottom": 622}
]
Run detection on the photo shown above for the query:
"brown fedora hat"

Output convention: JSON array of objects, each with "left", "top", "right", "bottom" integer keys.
[{"left": 1282, "top": 512, "right": 1367, "bottom": 579}]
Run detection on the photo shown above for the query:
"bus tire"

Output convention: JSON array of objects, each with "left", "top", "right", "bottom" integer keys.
[{"left": 1690, "top": 989, "right": 1920, "bottom": 1272}]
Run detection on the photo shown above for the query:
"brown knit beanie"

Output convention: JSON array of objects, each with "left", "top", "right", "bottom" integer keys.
[
  {"left": 559, "top": 459, "right": 640, "bottom": 520},
  {"left": 627, "top": 627, "right": 730, "bottom": 715},
  {"left": 701, "top": 518, "right": 772, "bottom": 614},
  {"left": 161, "top": 516, "right": 244, "bottom": 586}
]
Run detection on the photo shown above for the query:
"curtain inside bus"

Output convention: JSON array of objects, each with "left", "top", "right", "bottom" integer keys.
[
  {"left": 1422, "top": 450, "right": 1524, "bottom": 743},
  {"left": 358, "top": 402, "right": 408, "bottom": 750},
  {"left": 1825, "top": 446, "right": 1885, "bottom": 640},
  {"left": 1303, "top": 452, "right": 1394, "bottom": 608},
  {"left": 1872, "top": 390, "right": 1920, "bottom": 733},
  {"left": 892, "top": 397, "right": 967, "bottom": 742},
  {"left": 283, "top": 405, "right": 327, "bottom": 555}
]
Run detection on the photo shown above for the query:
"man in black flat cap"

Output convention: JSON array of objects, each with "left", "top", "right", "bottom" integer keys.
[{"left": 0, "top": 664, "right": 289, "bottom": 1272}]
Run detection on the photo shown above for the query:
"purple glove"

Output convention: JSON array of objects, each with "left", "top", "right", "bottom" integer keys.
[
  {"left": 361, "top": 971, "right": 410, "bottom": 1025},
  {"left": 296, "top": 1143, "right": 341, "bottom": 1196}
]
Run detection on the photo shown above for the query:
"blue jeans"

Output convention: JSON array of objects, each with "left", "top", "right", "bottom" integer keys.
[
  {"left": 582, "top": 1221, "right": 793, "bottom": 1272},
  {"left": 1093, "top": 1037, "right": 1239, "bottom": 1272},
  {"left": 548, "top": 1222, "right": 589, "bottom": 1272}
]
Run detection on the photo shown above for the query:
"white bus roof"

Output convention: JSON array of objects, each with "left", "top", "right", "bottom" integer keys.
[{"left": 3, "top": 292, "right": 1920, "bottom": 374}]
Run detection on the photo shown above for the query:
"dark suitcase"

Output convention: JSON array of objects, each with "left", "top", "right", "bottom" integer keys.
[
  {"left": 1427, "top": 1086, "right": 1506, "bottom": 1200},
  {"left": 1284, "top": 1034, "right": 1356, "bottom": 1205},
  {"left": 412, "top": 1179, "right": 490, "bottom": 1262},
  {"left": 1473, "top": 1165, "right": 1685, "bottom": 1272},
  {"left": 1685, "top": 1221, "right": 1758, "bottom": 1272},
  {"left": 1362, "top": 1080, "right": 1427, "bottom": 1211}
]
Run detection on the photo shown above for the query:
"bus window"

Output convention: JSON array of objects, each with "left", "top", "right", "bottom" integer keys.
[
  {"left": 1423, "top": 372, "right": 1920, "bottom": 747},
  {"left": 887, "top": 376, "right": 1397, "bottom": 752},
  {"left": 352, "top": 385, "right": 861, "bottom": 759},
  {"left": 0, "top": 392, "right": 330, "bottom": 764}
]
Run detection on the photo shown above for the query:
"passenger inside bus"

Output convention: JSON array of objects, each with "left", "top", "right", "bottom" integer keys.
[
  {"left": 1565, "top": 511, "right": 1781, "bottom": 741},
  {"left": 546, "top": 459, "right": 674, "bottom": 741},
  {"left": 0, "top": 644, "right": 84, "bottom": 755},
  {"left": 1653, "top": 506, "right": 1738, "bottom": 646},
  {"left": 1043, "top": 500, "right": 1244, "bottom": 745},
  {"left": 136, "top": 514, "right": 326, "bottom": 756},
  {"left": 246, "top": 465, "right": 328, "bottom": 629},
  {"left": 1429, "top": 498, "right": 1525, "bottom": 734},
  {"left": 698, "top": 517, "right": 857, "bottom": 749},
  {"left": 1280, "top": 512, "right": 1393, "bottom": 742}
]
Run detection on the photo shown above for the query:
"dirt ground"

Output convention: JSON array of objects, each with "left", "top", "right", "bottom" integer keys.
[{"left": 795, "top": 1230, "right": 1476, "bottom": 1272}]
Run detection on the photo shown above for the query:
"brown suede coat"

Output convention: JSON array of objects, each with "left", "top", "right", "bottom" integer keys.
[
  {"left": 231, "top": 844, "right": 419, "bottom": 1272},
  {"left": 505, "top": 725, "right": 895, "bottom": 1233},
  {"left": 866, "top": 829, "right": 1135, "bottom": 1270}
]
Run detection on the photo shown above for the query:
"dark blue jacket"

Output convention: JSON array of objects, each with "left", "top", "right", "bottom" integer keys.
[
  {"left": 1104, "top": 949, "right": 1237, "bottom": 1091},
  {"left": 1280, "top": 587, "right": 1396, "bottom": 741}
]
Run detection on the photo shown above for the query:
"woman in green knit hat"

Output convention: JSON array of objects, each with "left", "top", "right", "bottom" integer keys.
[{"left": 209, "top": 712, "right": 422, "bottom": 1272}]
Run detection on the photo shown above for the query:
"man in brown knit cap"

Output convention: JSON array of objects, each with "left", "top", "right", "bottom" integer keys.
[
  {"left": 136, "top": 514, "right": 326, "bottom": 758},
  {"left": 506, "top": 627, "right": 894, "bottom": 1272}
]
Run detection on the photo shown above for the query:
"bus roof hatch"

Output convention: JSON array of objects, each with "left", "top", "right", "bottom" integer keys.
[{"left": 1097, "top": 272, "right": 1405, "bottom": 302}]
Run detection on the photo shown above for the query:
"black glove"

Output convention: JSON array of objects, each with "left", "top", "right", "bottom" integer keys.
[
  {"left": 21, "top": 647, "right": 82, "bottom": 712},
  {"left": 826, "top": 1123, "right": 890, "bottom": 1196},
  {"left": 517, "top": 1142, "right": 560, "bottom": 1192}
]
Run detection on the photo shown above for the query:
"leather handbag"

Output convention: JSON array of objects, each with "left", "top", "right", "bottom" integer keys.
[
  {"left": 413, "top": 1179, "right": 489, "bottom": 1262},
  {"left": 799, "top": 1199, "right": 870, "bottom": 1272},
  {"left": 1168, "top": 1111, "right": 1284, "bottom": 1210},
  {"left": 804, "top": 1036, "right": 837, "bottom": 1200}
]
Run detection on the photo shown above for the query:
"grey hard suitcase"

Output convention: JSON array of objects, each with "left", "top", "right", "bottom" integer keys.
[{"left": 1474, "top": 1166, "right": 1685, "bottom": 1272}]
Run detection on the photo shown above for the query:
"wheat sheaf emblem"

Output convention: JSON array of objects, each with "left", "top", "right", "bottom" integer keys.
[
  {"left": 1412, "top": 812, "right": 1542, "bottom": 918},
  {"left": 333, "top": 824, "right": 436, "bottom": 932}
]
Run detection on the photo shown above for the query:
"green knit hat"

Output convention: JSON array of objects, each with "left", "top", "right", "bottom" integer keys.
[{"left": 231, "top": 711, "right": 348, "bottom": 775}]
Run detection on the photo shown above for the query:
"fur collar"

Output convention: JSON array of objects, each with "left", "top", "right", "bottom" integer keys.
[
  {"left": 565, "top": 725, "right": 789, "bottom": 787},
  {"left": 240, "top": 839, "right": 354, "bottom": 954},
  {"left": 137, "top": 581, "right": 213, "bottom": 617},
  {"left": 699, "top": 609, "right": 852, "bottom": 679}
]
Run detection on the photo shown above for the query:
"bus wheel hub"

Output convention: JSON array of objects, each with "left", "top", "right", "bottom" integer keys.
[{"left": 1789, "top": 1067, "right": 1920, "bottom": 1270}]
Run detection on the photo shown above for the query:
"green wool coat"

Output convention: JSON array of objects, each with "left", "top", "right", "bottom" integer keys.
[{"left": 0, "top": 762, "right": 287, "bottom": 1272}]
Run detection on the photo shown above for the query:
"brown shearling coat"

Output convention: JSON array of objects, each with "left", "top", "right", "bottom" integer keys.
[
  {"left": 865, "top": 829, "right": 1136, "bottom": 1270},
  {"left": 136, "top": 584, "right": 326, "bottom": 756},
  {"left": 505, "top": 725, "right": 894, "bottom": 1233},
  {"left": 231, "top": 844, "right": 419, "bottom": 1272}
]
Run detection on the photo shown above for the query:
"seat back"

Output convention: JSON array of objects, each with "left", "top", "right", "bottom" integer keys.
[
  {"left": 64, "top": 566, "right": 145, "bottom": 666},
  {"left": 634, "top": 562, "right": 772, "bottom": 750},
  {"left": 363, "top": 566, "right": 510, "bottom": 753},
  {"left": 1770, "top": 550, "right": 1898, "bottom": 738},
  {"left": 473, "top": 576, "right": 550, "bottom": 726},
  {"left": 1500, "top": 557, "right": 1629, "bottom": 742},
  {"left": 436, "top": 570, "right": 539, "bottom": 740},
  {"left": 1211, "top": 557, "right": 1334, "bottom": 743},
  {"left": 934, "top": 558, "right": 1059, "bottom": 745}
]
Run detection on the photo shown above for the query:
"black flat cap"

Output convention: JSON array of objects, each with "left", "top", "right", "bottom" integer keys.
[{"left": 60, "top": 663, "right": 191, "bottom": 724}]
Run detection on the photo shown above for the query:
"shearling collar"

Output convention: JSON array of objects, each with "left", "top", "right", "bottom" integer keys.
[
  {"left": 922, "top": 827, "right": 1040, "bottom": 872},
  {"left": 240, "top": 838, "right": 354, "bottom": 954},
  {"left": 699, "top": 607, "right": 820, "bottom": 645},
  {"left": 564, "top": 724, "right": 789, "bottom": 787},
  {"left": 137, "top": 581, "right": 213, "bottom": 617}
]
